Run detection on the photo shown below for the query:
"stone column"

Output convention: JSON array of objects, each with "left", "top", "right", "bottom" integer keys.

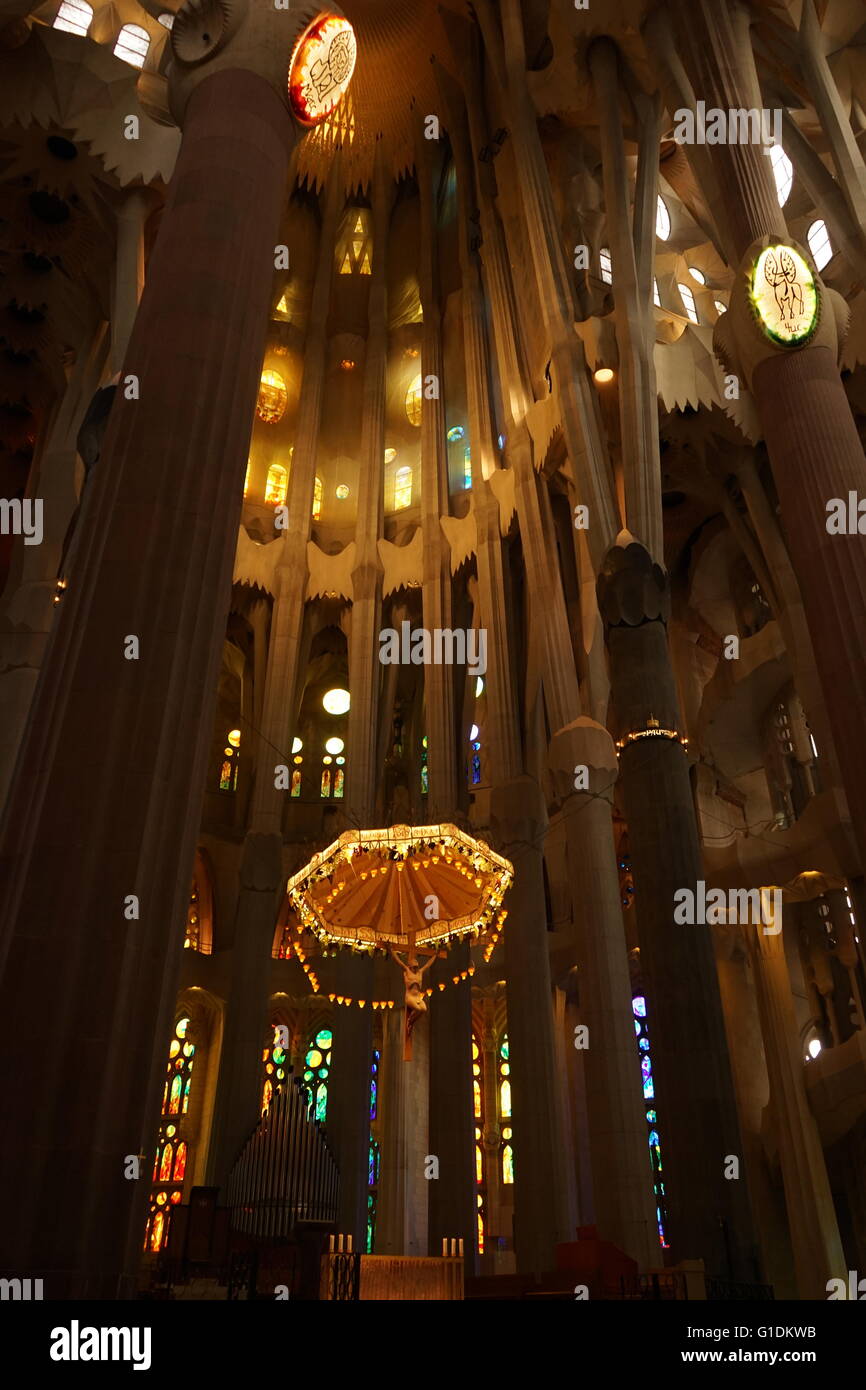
[
  {"left": 0, "top": 37, "right": 311, "bottom": 1293},
  {"left": 490, "top": 775, "right": 574, "bottom": 1273},
  {"left": 376, "top": 1004, "right": 429, "bottom": 1256},
  {"left": 549, "top": 718, "right": 657, "bottom": 1267},
  {"left": 110, "top": 190, "right": 148, "bottom": 377},
  {"left": 428, "top": 944, "right": 476, "bottom": 1265},
  {"left": 597, "top": 540, "right": 756, "bottom": 1278},
  {"left": 745, "top": 920, "right": 846, "bottom": 1299},
  {"left": 667, "top": 0, "right": 866, "bottom": 865}
]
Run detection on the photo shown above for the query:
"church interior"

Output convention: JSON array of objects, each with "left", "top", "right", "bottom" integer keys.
[{"left": 1, "top": 0, "right": 866, "bottom": 1305}]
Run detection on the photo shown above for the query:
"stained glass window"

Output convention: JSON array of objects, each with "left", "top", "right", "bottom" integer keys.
[
  {"left": 321, "top": 768, "right": 331, "bottom": 798},
  {"left": 369, "top": 1048, "right": 380, "bottom": 1121},
  {"left": 145, "top": 1016, "right": 196, "bottom": 1252},
  {"left": 261, "top": 1025, "right": 290, "bottom": 1114},
  {"left": 463, "top": 446, "right": 472, "bottom": 490},
  {"left": 501, "top": 1127, "right": 514, "bottom": 1185},
  {"left": 366, "top": 1047, "right": 380, "bottom": 1253},
  {"left": 291, "top": 768, "right": 302, "bottom": 798},
  {"left": 302, "top": 1028, "right": 332, "bottom": 1122},
  {"left": 420, "top": 735, "right": 429, "bottom": 796},
  {"left": 185, "top": 882, "right": 200, "bottom": 951},
  {"left": 219, "top": 731, "right": 240, "bottom": 792},
  {"left": 334, "top": 768, "right": 345, "bottom": 799},
  {"left": 499, "top": 1034, "right": 513, "bottom": 1185},
  {"left": 473, "top": 1030, "right": 487, "bottom": 1253},
  {"left": 633, "top": 995, "right": 669, "bottom": 1248},
  {"left": 265, "top": 463, "right": 288, "bottom": 506},
  {"left": 394, "top": 465, "right": 412, "bottom": 510},
  {"left": 472, "top": 1037, "right": 482, "bottom": 1119},
  {"left": 470, "top": 741, "right": 482, "bottom": 787},
  {"left": 312, "top": 476, "right": 323, "bottom": 520},
  {"left": 256, "top": 370, "right": 288, "bottom": 425},
  {"left": 405, "top": 376, "right": 423, "bottom": 428}
]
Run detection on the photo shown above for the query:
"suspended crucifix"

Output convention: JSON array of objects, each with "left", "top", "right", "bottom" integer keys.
[{"left": 285, "top": 824, "right": 513, "bottom": 1059}]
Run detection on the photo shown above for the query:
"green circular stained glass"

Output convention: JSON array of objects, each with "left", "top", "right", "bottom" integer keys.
[{"left": 749, "top": 244, "right": 818, "bottom": 347}]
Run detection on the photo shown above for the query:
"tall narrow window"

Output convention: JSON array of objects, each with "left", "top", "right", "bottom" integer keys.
[
  {"left": 599, "top": 247, "right": 613, "bottom": 284},
  {"left": 312, "top": 476, "right": 323, "bottom": 520},
  {"left": 770, "top": 145, "right": 793, "bottom": 207},
  {"left": 265, "top": 463, "right": 288, "bottom": 506},
  {"left": 114, "top": 23, "right": 150, "bottom": 67},
  {"left": 219, "top": 728, "right": 240, "bottom": 791},
  {"left": 633, "top": 995, "right": 669, "bottom": 1248},
  {"left": 656, "top": 196, "right": 671, "bottom": 241},
  {"left": 54, "top": 0, "right": 92, "bottom": 35},
  {"left": 320, "top": 767, "right": 332, "bottom": 798},
  {"left": 145, "top": 1017, "right": 195, "bottom": 1252},
  {"left": 405, "top": 376, "right": 423, "bottom": 427},
  {"left": 256, "top": 370, "right": 288, "bottom": 424},
  {"left": 260, "top": 1025, "right": 289, "bottom": 1114},
  {"left": 420, "top": 735, "right": 429, "bottom": 796},
  {"left": 463, "top": 447, "right": 472, "bottom": 490},
  {"left": 394, "top": 465, "right": 413, "bottom": 510},
  {"left": 677, "top": 283, "right": 699, "bottom": 324},
  {"left": 807, "top": 219, "right": 832, "bottom": 271},
  {"left": 473, "top": 1032, "right": 487, "bottom": 1253},
  {"left": 302, "top": 1028, "right": 332, "bottom": 1122},
  {"left": 367, "top": 1049, "right": 380, "bottom": 1253}
]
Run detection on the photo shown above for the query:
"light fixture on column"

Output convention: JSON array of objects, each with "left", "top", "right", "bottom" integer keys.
[
  {"left": 593, "top": 366, "right": 615, "bottom": 385},
  {"left": 289, "top": 15, "right": 357, "bottom": 127}
]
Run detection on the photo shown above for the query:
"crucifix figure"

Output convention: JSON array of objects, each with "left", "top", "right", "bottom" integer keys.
[{"left": 389, "top": 946, "right": 439, "bottom": 1058}]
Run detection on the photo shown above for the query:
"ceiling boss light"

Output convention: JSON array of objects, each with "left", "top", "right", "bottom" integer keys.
[{"left": 288, "top": 15, "right": 358, "bottom": 128}]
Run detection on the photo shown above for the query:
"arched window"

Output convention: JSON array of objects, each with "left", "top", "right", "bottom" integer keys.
[
  {"left": 367, "top": 1048, "right": 380, "bottom": 1253},
  {"left": 807, "top": 219, "right": 833, "bottom": 271},
  {"left": 656, "top": 196, "right": 671, "bottom": 241},
  {"left": 291, "top": 767, "right": 302, "bottom": 798},
  {"left": 338, "top": 210, "right": 373, "bottom": 275},
  {"left": 420, "top": 735, "right": 429, "bottom": 796},
  {"left": 499, "top": 1035, "right": 513, "bottom": 1187},
  {"left": 114, "top": 23, "right": 150, "bottom": 67},
  {"left": 633, "top": 995, "right": 669, "bottom": 1248},
  {"left": 405, "top": 376, "right": 423, "bottom": 427},
  {"left": 312, "top": 476, "right": 323, "bottom": 520},
  {"left": 219, "top": 728, "right": 240, "bottom": 792},
  {"left": 265, "top": 463, "right": 288, "bottom": 506},
  {"left": 145, "top": 1016, "right": 195, "bottom": 1252},
  {"left": 256, "top": 370, "right": 288, "bottom": 424},
  {"left": 472, "top": 1035, "right": 482, "bottom": 1119},
  {"left": 653, "top": 277, "right": 660, "bottom": 307},
  {"left": 770, "top": 145, "right": 793, "bottom": 207},
  {"left": 463, "top": 447, "right": 472, "bottom": 490},
  {"left": 599, "top": 247, "right": 613, "bottom": 284},
  {"left": 261, "top": 1025, "right": 289, "bottom": 1114},
  {"left": 677, "top": 283, "right": 699, "bottom": 324},
  {"left": 394, "top": 465, "right": 413, "bottom": 510},
  {"left": 473, "top": 1033, "right": 486, "bottom": 1253},
  {"left": 302, "top": 1028, "right": 333, "bottom": 1122},
  {"left": 53, "top": 0, "right": 92, "bottom": 35}
]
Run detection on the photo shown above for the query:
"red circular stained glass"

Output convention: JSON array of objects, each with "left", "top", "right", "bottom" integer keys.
[{"left": 289, "top": 16, "right": 357, "bottom": 127}]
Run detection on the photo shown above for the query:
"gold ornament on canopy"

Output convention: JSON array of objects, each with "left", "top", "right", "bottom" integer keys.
[{"left": 285, "top": 823, "right": 512, "bottom": 1056}]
